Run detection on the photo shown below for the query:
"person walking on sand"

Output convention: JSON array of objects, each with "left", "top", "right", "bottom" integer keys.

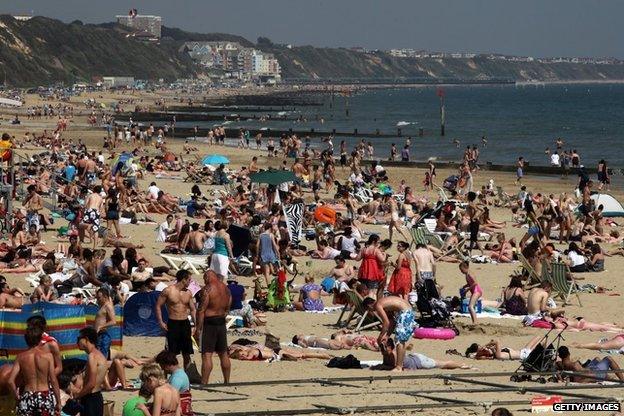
[
  {"left": 195, "top": 271, "right": 232, "bottom": 384},
  {"left": 8, "top": 327, "right": 61, "bottom": 416},
  {"left": 387, "top": 195, "right": 408, "bottom": 242},
  {"left": 460, "top": 261, "right": 482, "bottom": 324},
  {"left": 516, "top": 157, "right": 524, "bottom": 185},
  {"left": 363, "top": 296, "right": 415, "bottom": 372},
  {"left": 155, "top": 270, "right": 196, "bottom": 370}
]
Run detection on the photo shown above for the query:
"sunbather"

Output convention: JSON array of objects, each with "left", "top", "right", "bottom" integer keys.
[
  {"left": 373, "top": 338, "right": 470, "bottom": 370},
  {"left": 557, "top": 346, "right": 624, "bottom": 383}
]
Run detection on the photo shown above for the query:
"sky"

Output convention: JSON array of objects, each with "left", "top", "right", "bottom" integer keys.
[{"left": 3, "top": 0, "right": 624, "bottom": 58}]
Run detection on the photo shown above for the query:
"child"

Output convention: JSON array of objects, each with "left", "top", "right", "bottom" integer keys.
[
  {"left": 30, "top": 274, "right": 58, "bottom": 303},
  {"left": 137, "top": 364, "right": 180, "bottom": 416},
  {"left": 423, "top": 172, "right": 431, "bottom": 191},
  {"left": 459, "top": 261, "right": 482, "bottom": 324},
  {"left": 388, "top": 241, "right": 412, "bottom": 299},
  {"left": 398, "top": 179, "right": 407, "bottom": 194},
  {"left": 122, "top": 384, "right": 152, "bottom": 416}
]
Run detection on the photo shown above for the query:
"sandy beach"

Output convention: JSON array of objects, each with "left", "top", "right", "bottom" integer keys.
[{"left": 2, "top": 89, "right": 624, "bottom": 416}]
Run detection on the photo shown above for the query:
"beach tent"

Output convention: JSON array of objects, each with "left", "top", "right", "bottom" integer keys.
[
  {"left": 0, "top": 302, "right": 123, "bottom": 364},
  {"left": 111, "top": 151, "right": 134, "bottom": 176},
  {"left": 591, "top": 193, "right": 624, "bottom": 217},
  {"left": 123, "top": 290, "right": 168, "bottom": 336}
]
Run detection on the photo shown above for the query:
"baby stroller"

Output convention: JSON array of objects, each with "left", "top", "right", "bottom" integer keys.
[
  {"left": 510, "top": 327, "right": 565, "bottom": 383},
  {"left": 443, "top": 175, "right": 459, "bottom": 192},
  {"left": 415, "top": 282, "right": 459, "bottom": 334}
]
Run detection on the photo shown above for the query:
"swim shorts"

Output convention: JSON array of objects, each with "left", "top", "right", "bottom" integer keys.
[
  {"left": 394, "top": 310, "right": 416, "bottom": 344},
  {"left": 201, "top": 316, "right": 228, "bottom": 353},
  {"left": 167, "top": 319, "right": 194, "bottom": 355},
  {"left": 17, "top": 390, "right": 56, "bottom": 416},
  {"left": 96, "top": 329, "right": 111, "bottom": 360},
  {"left": 82, "top": 208, "right": 101, "bottom": 232}
]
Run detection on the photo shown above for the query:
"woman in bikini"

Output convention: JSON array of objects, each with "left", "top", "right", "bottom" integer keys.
[
  {"left": 488, "top": 233, "right": 514, "bottom": 263},
  {"left": 136, "top": 364, "right": 180, "bottom": 416}
]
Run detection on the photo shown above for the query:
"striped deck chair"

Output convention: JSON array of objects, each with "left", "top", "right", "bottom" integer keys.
[
  {"left": 337, "top": 290, "right": 381, "bottom": 332},
  {"left": 409, "top": 226, "right": 428, "bottom": 248},
  {"left": 517, "top": 253, "right": 542, "bottom": 284},
  {"left": 549, "top": 262, "right": 582, "bottom": 306}
]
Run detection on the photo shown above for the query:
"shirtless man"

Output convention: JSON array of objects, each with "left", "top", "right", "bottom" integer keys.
[
  {"left": 557, "top": 346, "right": 624, "bottom": 383},
  {"left": 0, "top": 282, "right": 24, "bottom": 309},
  {"left": 291, "top": 334, "right": 345, "bottom": 350},
  {"left": 466, "top": 191, "right": 483, "bottom": 254},
  {"left": 413, "top": 243, "right": 438, "bottom": 298},
  {"left": 93, "top": 288, "right": 116, "bottom": 360},
  {"left": 195, "top": 270, "right": 231, "bottom": 384},
  {"left": 75, "top": 327, "right": 108, "bottom": 416},
  {"left": 8, "top": 327, "right": 60, "bottom": 416},
  {"left": 84, "top": 156, "right": 98, "bottom": 186},
  {"left": 527, "top": 281, "right": 564, "bottom": 317},
  {"left": 363, "top": 296, "right": 416, "bottom": 371},
  {"left": 82, "top": 186, "right": 104, "bottom": 249},
  {"left": 23, "top": 185, "right": 43, "bottom": 228},
  {"left": 186, "top": 223, "right": 207, "bottom": 255},
  {"left": 155, "top": 270, "right": 196, "bottom": 369},
  {"left": 27, "top": 315, "right": 62, "bottom": 376}
]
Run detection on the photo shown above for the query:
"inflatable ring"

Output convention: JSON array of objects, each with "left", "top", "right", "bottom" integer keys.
[
  {"left": 314, "top": 206, "right": 337, "bottom": 225},
  {"left": 413, "top": 327, "right": 456, "bottom": 340}
]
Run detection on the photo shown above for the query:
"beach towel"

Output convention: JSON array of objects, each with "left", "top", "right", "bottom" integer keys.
[
  {"left": 451, "top": 311, "right": 524, "bottom": 320},
  {"left": 283, "top": 203, "right": 304, "bottom": 245}
]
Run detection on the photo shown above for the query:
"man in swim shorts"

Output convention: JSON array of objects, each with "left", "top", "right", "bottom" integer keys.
[
  {"left": 196, "top": 271, "right": 232, "bottom": 384},
  {"left": 558, "top": 346, "right": 624, "bottom": 383},
  {"left": 363, "top": 295, "right": 415, "bottom": 371}
]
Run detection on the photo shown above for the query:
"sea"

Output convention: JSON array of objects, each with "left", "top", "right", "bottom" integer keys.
[{"left": 176, "top": 83, "right": 624, "bottom": 169}]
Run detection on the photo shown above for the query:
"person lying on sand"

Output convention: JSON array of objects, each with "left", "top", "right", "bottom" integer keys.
[
  {"left": 571, "top": 334, "right": 624, "bottom": 352},
  {"left": 464, "top": 333, "right": 559, "bottom": 361},
  {"left": 0, "top": 281, "right": 25, "bottom": 309},
  {"left": 292, "top": 331, "right": 378, "bottom": 351},
  {"left": 228, "top": 342, "right": 333, "bottom": 362},
  {"left": 372, "top": 338, "right": 471, "bottom": 371},
  {"left": 557, "top": 346, "right": 624, "bottom": 383}
]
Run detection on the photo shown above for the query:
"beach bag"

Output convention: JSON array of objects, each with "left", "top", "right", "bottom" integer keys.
[
  {"left": 327, "top": 354, "right": 361, "bottom": 369},
  {"left": 186, "top": 362, "right": 202, "bottom": 384},
  {"left": 503, "top": 289, "right": 527, "bottom": 316}
]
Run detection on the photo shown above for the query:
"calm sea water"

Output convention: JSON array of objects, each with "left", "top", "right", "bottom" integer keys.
[{"left": 180, "top": 84, "right": 624, "bottom": 168}]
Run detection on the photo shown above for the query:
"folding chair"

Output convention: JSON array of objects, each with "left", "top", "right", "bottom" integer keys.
[
  {"left": 548, "top": 262, "right": 582, "bottom": 306},
  {"left": 338, "top": 290, "right": 382, "bottom": 332},
  {"left": 517, "top": 253, "right": 542, "bottom": 284},
  {"left": 409, "top": 226, "right": 428, "bottom": 248},
  {"left": 160, "top": 254, "right": 207, "bottom": 275}
]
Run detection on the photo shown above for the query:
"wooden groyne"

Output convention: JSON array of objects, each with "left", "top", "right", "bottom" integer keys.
[
  {"left": 167, "top": 106, "right": 299, "bottom": 113},
  {"left": 117, "top": 112, "right": 301, "bottom": 123},
  {"left": 172, "top": 126, "right": 406, "bottom": 139}
]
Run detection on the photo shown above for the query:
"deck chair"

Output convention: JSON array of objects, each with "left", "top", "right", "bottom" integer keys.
[
  {"left": 548, "top": 262, "right": 582, "bottom": 306},
  {"left": 409, "top": 226, "right": 428, "bottom": 248},
  {"left": 226, "top": 315, "right": 241, "bottom": 329},
  {"left": 72, "top": 284, "right": 97, "bottom": 299},
  {"left": 160, "top": 254, "right": 207, "bottom": 275},
  {"left": 338, "top": 290, "right": 382, "bottom": 332},
  {"left": 517, "top": 253, "right": 542, "bottom": 284},
  {"left": 423, "top": 218, "right": 452, "bottom": 240}
]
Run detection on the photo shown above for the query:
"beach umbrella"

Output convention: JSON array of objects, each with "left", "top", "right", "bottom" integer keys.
[
  {"left": 202, "top": 154, "right": 230, "bottom": 166},
  {"left": 250, "top": 169, "right": 298, "bottom": 186}
]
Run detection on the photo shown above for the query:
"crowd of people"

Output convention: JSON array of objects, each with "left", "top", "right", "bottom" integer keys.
[{"left": 0, "top": 103, "right": 620, "bottom": 416}]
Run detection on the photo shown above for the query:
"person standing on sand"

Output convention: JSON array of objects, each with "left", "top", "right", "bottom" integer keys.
[
  {"left": 74, "top": 327, "right": 108, "bottom": 416},
  {"left": 156, "top": 270, "right": 196, "bottom": 370},
  {"left": 8, "top": 327, "right": 61, "bottom": 416},
  {"left": 196, "top": 271, "right": 232, "bottom": 384},
  {"left": 93, "top": 288, "right": 116, "bottom": 360},
  {"left": 363, "top": 296, "right": 415, "bottom": 371},
  {"left": 81, "top": 185, "right": 104, "bottom": 249},
  {"left": 515, "top": 157, "right": 524, "bottom": 185}
]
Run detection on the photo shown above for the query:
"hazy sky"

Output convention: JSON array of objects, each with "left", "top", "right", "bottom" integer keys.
[{"left": 3, "top": 0, "right": 624, "bottom": 58}]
